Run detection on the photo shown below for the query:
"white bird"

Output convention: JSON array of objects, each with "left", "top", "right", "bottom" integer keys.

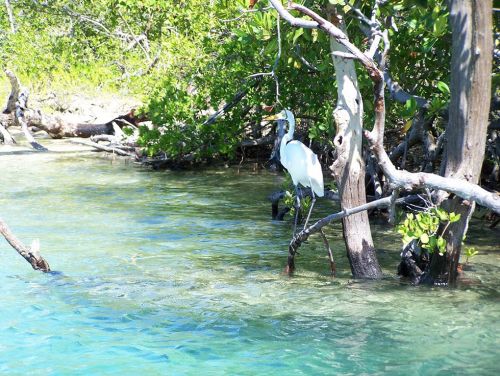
[{"left": 266, "top": 109, "right": 324, "bottom": 232}]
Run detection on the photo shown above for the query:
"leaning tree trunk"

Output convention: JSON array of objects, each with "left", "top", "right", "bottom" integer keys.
[
  {"left": 430, "top": 0, "right": 493, "bottom": 285},
  {"left": 328, "top": 9, "right": 382, "bottom": 279}
]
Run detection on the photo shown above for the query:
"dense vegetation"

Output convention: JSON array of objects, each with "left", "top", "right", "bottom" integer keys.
[{"left": 3, "top": 0, "right": 489, "bottom": 166}]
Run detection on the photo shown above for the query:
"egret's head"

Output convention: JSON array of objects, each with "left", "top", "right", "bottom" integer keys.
[{"left": 264, "top": 109, "right": 295, "bottom": 166}]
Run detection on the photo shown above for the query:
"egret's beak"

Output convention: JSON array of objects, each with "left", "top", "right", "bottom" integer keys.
[{"left": 263, "top": 113, "right": 284, "bottom": 121}]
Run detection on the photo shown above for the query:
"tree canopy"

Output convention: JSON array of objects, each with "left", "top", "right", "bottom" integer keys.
[{"left": 2, "top": 0, "right": 479, "bottom": 164}]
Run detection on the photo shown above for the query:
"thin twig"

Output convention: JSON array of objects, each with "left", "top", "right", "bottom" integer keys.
[{"left": 319, "top": 229, "right": 336, "bottom": 276}]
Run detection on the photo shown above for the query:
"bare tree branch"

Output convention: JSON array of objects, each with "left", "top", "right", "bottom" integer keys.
[
  {"left": 203, "top": 77, "right": 262, "bottom": 126},
  {"left": 384, "top": 72, "right": 428, "bottom": 108},
  {"left": 15, "top": 88, "right": 48, "bottom": 151},
  {"left": 286, "top": 196, "right": 394, "bottom": 271},
  {"left": 4, "top": 0, "right": 16, "bottom": 33},
  {"left": 0, "top": 217, "right": 50, "bottom": 272}
]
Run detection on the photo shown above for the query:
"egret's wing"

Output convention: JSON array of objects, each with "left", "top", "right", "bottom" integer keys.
[
  {"left": 283, "top": 141, "right": 324, "bottom": 197},
  {"left": 308, "top": 152, "right": 324, "bottom": 197}
]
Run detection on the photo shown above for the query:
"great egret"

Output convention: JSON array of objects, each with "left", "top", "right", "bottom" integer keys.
[{"left": 266, "top": 109, "right": 324, "bottom": 232}]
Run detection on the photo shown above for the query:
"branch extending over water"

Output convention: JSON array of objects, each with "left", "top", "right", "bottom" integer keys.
[
  {"left": 286, "top": 196, "right": 393, "bottom": 272},
  {"left": 0, "top": 217, "right": 51, "bottom": 272}
]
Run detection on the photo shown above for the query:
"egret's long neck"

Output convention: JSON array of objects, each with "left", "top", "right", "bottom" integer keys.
[
  {"left": 280, "top": 132, "right": 290, "bottom": 165},
  {"left": 286, "top": 118, "right": 295, "bottom": 139},
  {"left": 280, "top": 118, "right": 294, "bottom": 166}
]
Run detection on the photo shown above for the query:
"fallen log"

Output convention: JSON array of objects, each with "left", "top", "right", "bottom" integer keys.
[
  {"left": 25, "top": 110, "right": 114, "bottom": 138},
  {"left": 25, "top": 108, "right": 146, "bottom": 139},
  {"left": 1, "top": 70, "right": 146, "bottom": 148}
]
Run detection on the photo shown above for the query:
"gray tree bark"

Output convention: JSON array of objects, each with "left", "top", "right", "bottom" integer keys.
[
  {"left": 328, "top": 9, "right": 382, "bottom": 279},
  {"left": 430, "top": 0, "right": 493, "bottom": 284}
]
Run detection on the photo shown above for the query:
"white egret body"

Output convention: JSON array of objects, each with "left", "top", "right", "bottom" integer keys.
[{"left": 270, "top": 109, "right": 324, "bottom": 230}]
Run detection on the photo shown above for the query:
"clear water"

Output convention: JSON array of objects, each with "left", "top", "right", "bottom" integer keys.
[{"left": 0, "top": 152, "right": 499, "bottom": 375}]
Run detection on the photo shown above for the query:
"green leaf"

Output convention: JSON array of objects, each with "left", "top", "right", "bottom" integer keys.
[
  {"left": 437, "top": 236, "right": 446, "bottom": 254},
  {"left": 420, "top": 233, "right": 429, "bottom": 244},
  {"left": 403, "top": 98, "right": 417, "bottom": 117},
  {"left": 292, "top": 28, "right": 304, "bottom": 45},
  {"left": 428, "top": 236, "right": 437, "bottom": 249},
  {"left": 433, "top": 14, "right": 448, "bottom": 36},
  {"left": 436, "top": 81, "right": 450, "bottom": 95}
]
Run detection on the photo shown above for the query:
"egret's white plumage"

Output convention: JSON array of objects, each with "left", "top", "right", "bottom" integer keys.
[
  {"left": 276, "top": 109, "right": 324, "bottom": 197},
  {"left": 268, "top": 109, "right": 324, "bottom": 231}
]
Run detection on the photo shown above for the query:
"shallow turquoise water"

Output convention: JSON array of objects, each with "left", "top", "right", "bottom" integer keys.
[{"left": 0, "top": 153, "right": 499, "bottom": 375}]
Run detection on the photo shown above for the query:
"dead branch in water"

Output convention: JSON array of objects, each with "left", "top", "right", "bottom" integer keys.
[
  {"left": 0, "top": 119, "right": 15, "bottom": 145},
  {"left": 0, "top": 217, "right": 51, "bottom": 272},
  {"left": 286, "top": 196, "right": 394, "bottom": 273},
  {"left": 1, "top": 70, "right": 144, "bottom": 153},
  {"left": 15, "top": 87, "right": 48, "bottom": 151}
]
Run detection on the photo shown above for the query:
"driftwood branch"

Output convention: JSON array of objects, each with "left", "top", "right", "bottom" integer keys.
[
  {"left": 0, "top": 119, "right": 15, "bottom": 144},
  {"left": 283, "top": 193, "right": 439, "bottom": 271},
  {"left": 0, "top": 217, "right": 50, "bottom": 272},
  {"left": 3, "top": 69, "right": 20, "bottom": 113},
  {"left": 74, "top": 139, "right": 135, "bottom": 157},
  {"left": 15, "top": 88, "right": 48, "bottom": 151}
]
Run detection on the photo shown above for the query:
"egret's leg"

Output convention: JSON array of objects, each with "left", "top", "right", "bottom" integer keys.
[
  {"left": 303, "top": 188, "right": 316, "bottom": 229},
  {"left": 293, "top": 185, "right": 301, "bottom": 235}
]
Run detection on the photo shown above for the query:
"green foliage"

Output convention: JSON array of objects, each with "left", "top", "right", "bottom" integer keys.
[
  {"left": 397, "top": 208, "right": 461, "bottom": 255},
  {"left": 0, "top": 0, "right": 455, "bottom": 164},
  {"left": 379, "top": 0, "right": 451, "bottom": 131},
  {"left": 0, "top": 0, "right": 161, "bottom": 95},
  {"left": 281, "top": 171, "right": 312, "bottom": 219},
  {"left": 463, "top": 246, "right": 478, "bottom": 264},
  {"left": 139, "top": 0, "right": 337, "bottom": 161}
]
